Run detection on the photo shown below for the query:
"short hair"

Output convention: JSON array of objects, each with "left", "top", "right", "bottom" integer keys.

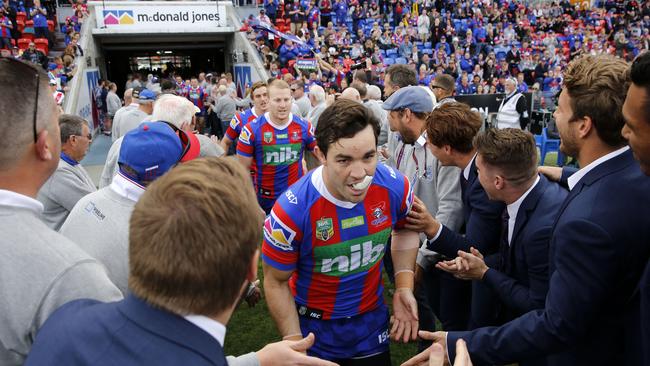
[
  {"left": 123, "top": 88, "right": 133, "bottom": 99},
  {"left": 250, "top": 81, "right": 267, "bottom": 96},
  {"left": 351, "top": 82, "right": 367, "bottom": 98},
  {"left": 432, "top": 74, "right": 456, "bottom": 92},
  {"left": 629, "top": 51, "right": 650, "bottom": 120},
  {"left": 0, "top": 58, "right": 52, "bottom": 171},
  {"left": 292, "top": 79, "right": 304, "bottom": 90},
  {"left": 309, "top": 84, "right": 326, "bottom": 103},
  {"left": 160, "top": 79, "right": 174, "bottom": 91},
  {"left": 152, "top": 95, "right": 194, "bottom": 128},
  {"left": 366, "top": 85, "right": 382, "bottom": 100},
  {"left": 59, "top": 114, "right": 86, "bottom": 144},
  {"left": 473, "top": 128, "right": 538, "bottom": 186},
  {"left": 129, "top": 157, "right": 262, "bottom": 315},
  {"left": 563, "top": 55, "right": 629, "bottom": 147},
  {"left": 386, "top": 64, "right": 417, "bottom": 89},
  {"left": 268, "top": 79, "right": 290, "bottom": 96},
  {"left": 316, "top": 99, "right": 380, "bottom": 156},
  {"left": 427, "top": 102, "right": 482, "bottom": 153},
  {"left": 353, "top": 69, "right": 368, "bottom": 84}
]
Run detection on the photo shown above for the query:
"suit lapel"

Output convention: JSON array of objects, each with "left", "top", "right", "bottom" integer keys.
[{"left": 118, "top": 295, "right": 226, "bottom": 365}]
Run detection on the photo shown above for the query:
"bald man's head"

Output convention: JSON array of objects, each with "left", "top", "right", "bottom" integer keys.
[{"left": 339, "top": 87, "right": 361, "bottom": 103}]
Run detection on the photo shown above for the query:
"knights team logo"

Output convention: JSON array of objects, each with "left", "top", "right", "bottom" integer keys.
[
  {"left": 370, "top": 202, "right": 388, "bottom": 226},
  {"left": 263, "top": 131, "right": 273, "bottom": 143},
  {"left": 315, "top": 218, "right": 334, "bottom": 241},
  {"left": 290, "top": 131, "right": 300, "bottom": 142}
]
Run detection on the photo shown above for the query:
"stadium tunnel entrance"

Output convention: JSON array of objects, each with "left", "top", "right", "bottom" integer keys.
[{"left": 98, "top": 34, "right": 230, "bottom": 95}]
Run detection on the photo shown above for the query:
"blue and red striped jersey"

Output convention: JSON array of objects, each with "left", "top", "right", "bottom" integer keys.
[
  {"left": 262, "top": 163, "right": 413, "bottom": 319},
  {"left": 225, "top": 108, "right": 259, "bottom": 141},
  {"left": 186, "top": 86, "right": 205, "bottom": 113},
  {"left": 237, "top": 113, "right": 316, "bottom": 200}
]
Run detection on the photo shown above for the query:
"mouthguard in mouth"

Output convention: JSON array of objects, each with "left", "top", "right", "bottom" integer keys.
[{"left": 352, "top": 175, "right": 373, "bottom": 190}]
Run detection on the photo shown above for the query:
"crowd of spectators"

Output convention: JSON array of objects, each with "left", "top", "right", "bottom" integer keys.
[
  {"left": 1, "top": 0, "right": 88, "bottom": 106},
  {"left": 244, "top": 0, "right": 649, "bottom": 108}
]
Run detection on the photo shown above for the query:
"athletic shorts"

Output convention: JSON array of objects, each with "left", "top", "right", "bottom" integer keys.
[{"left": 298, "top": 304, "right": 390, "bottom": 360}]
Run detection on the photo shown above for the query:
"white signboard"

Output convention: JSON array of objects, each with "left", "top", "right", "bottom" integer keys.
[{"left": 95, "top": 3, "right": 228, "bottom": 30}]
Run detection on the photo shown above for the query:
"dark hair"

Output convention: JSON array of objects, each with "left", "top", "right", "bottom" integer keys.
[
  {"left": 563, "top": 55, "right": 629, "bottom": 147},
  {"left": 473, "top": 128, "right": 538, "bottom": 186},
  {"left": 351, "top": 81, "right": 367, "bottom": 98},
  {"left": 316, "top": 99, "right": 380, "bottom": 156},
  {"left": 353, "top": 69, "right": 368, "bottom": 84},
  {"left": 427, "top": 102, "right": 482, "bottom": 153},
  {"left": 432, "top": 74, "right": 456, "bottom": 92},
  {"left": 629, "top": 52, "right": 650, "bottom": 120},
  {"left": 161, "top": 79, "right": 174, "bottom": 91},
  {"left": 59, "top": 114, "right": 86, "bottom": 144},
  {"left": 386, "top": 64, "right": 417, "bottom": 89}
]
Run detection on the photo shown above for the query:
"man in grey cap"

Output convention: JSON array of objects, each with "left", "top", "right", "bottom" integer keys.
[
  {"left": 112, "top": 88, "right": 155, "bottom": 141},
  {"left": 382, "top": 86, "right": 463, "bottom": 350},
  {"left": 430, "top": 74, "right": 457, "bottom": 109}
]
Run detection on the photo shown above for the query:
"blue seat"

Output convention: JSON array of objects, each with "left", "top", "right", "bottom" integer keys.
[
  {"left": 535, "top": 127, "right": 565, "bottom": 166},
  {"left": 395, "top": 57, "right": 407, "bottom": 64},
  {"left": 424, "top": 41, "right": 432, "bottom": 48},
  {"left": 384, "top": 57, "right": 395, "bottom": 65},
  {"left": 386, "top": 48, "right": 398, "bottom": 56},
  {"left": 423, "top": 48, "right": 433, "bottom": 55}
]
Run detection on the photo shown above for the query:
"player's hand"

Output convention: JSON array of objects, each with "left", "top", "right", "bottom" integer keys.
[
  {"left": 537, "top": 166, "right": 562, "bottom": 182},
  {"left": 427, "top": 339, "right": 472, "bottom": 366},
  {"left": 256, "top": 333, "right": 339, "bottom": 366},
  {"left": 436, "top": 248, "right": 488, "bottom": 281},
  {"left": 405, "top": 196, "right": 440, "bottom": 239},
  {"left": 391, "top": 288, "right": 419, "bottom": 343},
  {"left": 401, "top": 331, "right": 449, "bottom": 366},
  {"left": 244, "top": 279, "right": 262, "bottom": 307}
]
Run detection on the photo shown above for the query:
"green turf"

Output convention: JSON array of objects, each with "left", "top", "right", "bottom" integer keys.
[{"left": 224, "top": 262, "right": 419, "bottom": 365}]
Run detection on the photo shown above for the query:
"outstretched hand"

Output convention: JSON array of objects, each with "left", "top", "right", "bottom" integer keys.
[
  {"left": 256, "top": 333, "right": 339, "bottom": 366},
  {"left": 391, "top": 288, "right": 419, "bottom": 343}
]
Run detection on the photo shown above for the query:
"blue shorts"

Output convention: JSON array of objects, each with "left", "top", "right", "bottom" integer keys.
[{"left": 298, "top": 304, "right": 390, "bottom": 360}]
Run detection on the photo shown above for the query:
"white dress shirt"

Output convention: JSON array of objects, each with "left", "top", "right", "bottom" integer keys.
[
  {"left": 0, "top": 189, "right": 44, "bottom": 213},
  {"left": 184, "top": 315, "right": 227, "bottom": 347},
  {"left": 505, "top": 175, "right": 540, "bottom": 244},
  {"left": 566, "top": 146, "right": 629, "bottom": 191}
]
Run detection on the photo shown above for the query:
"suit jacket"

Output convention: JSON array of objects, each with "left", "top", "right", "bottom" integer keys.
[
  {"left": 427, "top": 158, "right": 505, "bottom": 258},
  {"left": 25, "top": 295, "right": 228, "bottom": 366},
  {"left": 641, "top": 262, "right": 650, "bottom": 365},
  {"left": 447, "top": 149, "right": 650, "bottom": 366},
  {"left": 482, "top": 175, "right": 567, "bottom": 317}
]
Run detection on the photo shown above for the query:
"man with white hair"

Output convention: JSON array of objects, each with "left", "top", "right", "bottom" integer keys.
[
  {"left": 307, "top": 84, "right": 327, "bottom": 128},
  {"left": 495, "top": 77, "right": 529, "bottom": 130},
  {"left": 112, "top": 89, "right": 155, "bottom": 141},
  {"left": 99, "top": 95, "right": 224, "bottom": 188},
  {"left": 339, "top": 87, "right": 361, "bottom": 102},
  {"left": 366, "top": 85, "right": 382, "bottom": 101}
]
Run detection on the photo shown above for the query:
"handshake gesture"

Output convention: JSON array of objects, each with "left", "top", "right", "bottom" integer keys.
[
  {"left": 401, "top": 332, "right": 473, "bottom": 366},
  {"left": 435, "top": 247, "right": 490, "bottom": 281}
]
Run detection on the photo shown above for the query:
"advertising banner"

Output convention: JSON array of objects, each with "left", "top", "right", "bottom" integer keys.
[{"left": 95, "top": 3, "right": 228, "bottom": 29}]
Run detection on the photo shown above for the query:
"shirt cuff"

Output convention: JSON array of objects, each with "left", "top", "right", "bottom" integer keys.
[
  {"left": 445, "top": 333, "right": 452, "bottom": 366},
  {"left": 429, "top": 224, "right": 444, "bottom": 243}
]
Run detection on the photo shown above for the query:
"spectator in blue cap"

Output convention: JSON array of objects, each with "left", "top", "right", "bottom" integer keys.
[
  {"left": 58, "top": 121, "right": 197, "bottom": 295},
  {"left": 112, "top": 88, "right": 155, "bottom": 141}
]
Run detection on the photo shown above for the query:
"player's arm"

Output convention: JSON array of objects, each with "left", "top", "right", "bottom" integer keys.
[
  {"left": 263, "top": 264, "right": 302, "bottom": 340},
  {"left": 237, "top": 125, "right": 254, "bottom": 171},
  {"left": 220, "top": 135, "right": 234, "bottom": 151}
]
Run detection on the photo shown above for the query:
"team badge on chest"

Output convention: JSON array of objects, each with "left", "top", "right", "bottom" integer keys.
[
  {"left": 315, "top": 217, "right": 334, "bottom": 241},
  {"left": 263, "top": 131, "right": 273, "bottom": 143}
]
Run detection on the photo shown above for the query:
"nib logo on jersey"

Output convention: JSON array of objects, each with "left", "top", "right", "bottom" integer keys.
[
  {"left": 314, "top": 228, "right": 391, "bottom": 276},
  {"left": 263, "top": 143, "right": 301, "bottom": 165}
]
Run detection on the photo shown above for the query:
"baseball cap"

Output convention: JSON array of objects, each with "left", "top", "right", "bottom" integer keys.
[
  {"left": 118, "top": 122, "right": 196, "bottom": 185},
  {"left": 382, "top": 86, "right": 434, "bottom": 113},
  {"left": 138, "top": 89, "right": 156, "bottom": 103}
]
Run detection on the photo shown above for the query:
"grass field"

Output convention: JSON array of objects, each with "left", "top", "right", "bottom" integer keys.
[
  {"left": 223, "top": 264, "right": 418, "bottom": 365},
  {"left": 224, "top": 153, "right": 564, "bottom": 364}
]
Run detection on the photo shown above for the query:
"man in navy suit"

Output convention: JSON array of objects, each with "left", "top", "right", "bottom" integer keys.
[
  {"left": 436, "top": 128, "right": 568, "bottom": 366},
  {"left": 621, "top": 52, "right": 650, "bottom": 366},
  {"left": 407, "top": 102, "right": 505, "bottom": 331},
  {"left": 25, "top": 158, "right": 337, "bottom": 366},
  {"left": 402, "top": 55, "right": 650, "bottom": 366}
]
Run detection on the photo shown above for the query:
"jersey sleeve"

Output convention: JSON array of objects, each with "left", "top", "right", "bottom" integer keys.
[
  {"left": 225, "top": 114, "right": 242, "bottom": 141},
  {"left": 394, "top": 172, "right": 414, "bottom": 229},
  {"left": 262, "top": 200, "right": 303, "bottom": 272},
  {"left": 236, "top": 124, "right": 255, "bottom": 157},
  {"left": 304, "top": 120, "right": 317, "bottom": 151}
]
